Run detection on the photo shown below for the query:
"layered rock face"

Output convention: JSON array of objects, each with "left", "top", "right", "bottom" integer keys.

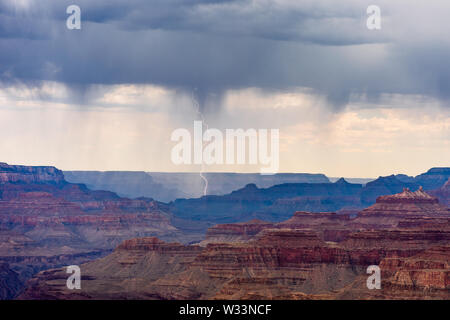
[
  {"left": 0, "top": 191, "right": 175, "bottom": 237},
  {"left": 355, "top": 187, "right": 450, "bottom": 229},
  {"left": 331, "top": 246, "right": 450, "bottom": 300},
  {"left": 170, "top": 179, "right": 364, "bottom": 224},
  {"left": 0, "top": 163, "right": 65, "bottom": 184},
  {"left": 0, "top": 162, "right": 187, "bottom": 299},
  {"left": 381, "top": 246, "right": 449, "bottom": 293},
  {"left": 0, "top": 171, "right": 179, "bottom": 250},
  {"left": 20, "top": 237, "right": 205, "bottom": 300},
  {"left": 430, "top": 178, "right": 450, "bottom": 207},
  {"left": 201, "top": 219, "right": 275, "bottom": 245},
  {"left": 170, "top": 170, "right": 450, "bottom": 227},
  {"left": 20, "top": 188, "right": 450, "bottom": 300}
]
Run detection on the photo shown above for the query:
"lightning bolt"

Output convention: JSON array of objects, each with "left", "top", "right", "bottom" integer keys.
[{"left": 191, "top": 91, "right": 209, "bottom": 196}]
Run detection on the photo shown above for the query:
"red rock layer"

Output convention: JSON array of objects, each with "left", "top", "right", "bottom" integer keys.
[
  {"left": 430, "top": 178, "right": 450, "bottom": 206},
  {"left": 0, "top": 163, "right": 64, "bottom": 184},
  {"left": 0, "top": 163, "right": 187, "bottom": 299},
  {"left": 202, "top": 219, "right": 275, "bottom": 245},
  {"left": 18, "top": 187, "right": 450, "bottom": 300}
]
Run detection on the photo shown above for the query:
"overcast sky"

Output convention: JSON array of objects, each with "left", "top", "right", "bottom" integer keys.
[{"left": 0, "top": 0, "right": 449, "bottom": 177}]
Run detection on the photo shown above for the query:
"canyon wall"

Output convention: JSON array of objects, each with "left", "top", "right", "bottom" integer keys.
[
  {"left": 20, "top": 188, "right": 450, "bottom": 300},
  {"left": 0, "top": 163, "right": 192, "bottom": 299}
]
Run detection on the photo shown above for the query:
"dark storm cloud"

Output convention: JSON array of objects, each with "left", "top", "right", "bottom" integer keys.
[{"left": 0, "top": 0, "right": 449, "bottom": 109}]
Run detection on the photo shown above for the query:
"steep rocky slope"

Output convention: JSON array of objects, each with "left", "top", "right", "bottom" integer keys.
[
  {"left": 20, "top": 189, "right": 450, "bottom": 300},
  {"left": 0, "top": 162, "right": 192, "bottom": 299},
  {"left": 354, "top": 187, "right": 450, "bottom": 229},
  {"left": 0, "top": 162, "right": 65, "bottom": 184},
  {"left": 331, "top": 246, "right": 450, "bottom": 300},
  {"left": 0, "top": 166, "right": 181, "bottom": 249}
]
